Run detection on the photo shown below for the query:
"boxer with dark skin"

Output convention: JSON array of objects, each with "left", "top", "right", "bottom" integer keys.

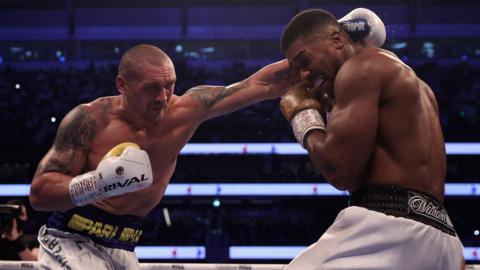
[
  {"left": 281, "top": 14, "right": 445, "bottom": 201},
  {"left": 30, "top": 44, "right": 289, "bottom": 217},
  {"left": 280, "top": 9, "right": 464, "bottom": 270}
]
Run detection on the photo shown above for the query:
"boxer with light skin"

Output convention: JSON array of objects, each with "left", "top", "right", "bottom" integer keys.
[
  {"left": 280, "top": 9, "right": 465, "bottom": 270},
  {"left": 31, "top": 47, "right": 289, "bottom": 215},
  {"left": 30, "top": 45, "right": 290, "bottom": 269},
  {"left": 29, "top": 8, "right": 388, "bottom": 270}
]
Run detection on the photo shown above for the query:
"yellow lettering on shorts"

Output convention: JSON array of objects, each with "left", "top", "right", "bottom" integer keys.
[
  {"left": 110, "top": 226, "right": 119, "bottom": 239},
  {"left": 133, "top": 230, "right": 143, "bottom": 243},
  {"left": 67, "top": 214, "right": 94, "bottom": 232},
  {"left": 101, "top": 224, "right": 115, "bottom": 238},
  {"left": 67, "top": 214, "right": 141, "bottom": 242},
  {"left": 88, "top": 221, "right": 104, "bottom": 237},
  {"left": 118, "top": 227, "right": 143, "bottom": 243}
]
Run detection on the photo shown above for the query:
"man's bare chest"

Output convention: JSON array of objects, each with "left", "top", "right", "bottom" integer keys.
[{"left": 86, "top": 118, "right": 194, "bottom": 173}]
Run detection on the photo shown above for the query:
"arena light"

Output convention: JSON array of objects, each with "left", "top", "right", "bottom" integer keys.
[
  {"left": 444, "top": 183, "right": 480, "bottom": 195},
  {"left": 135, "top": 246, "right": 205, "bottom": 259},
  {"left": 229, "top": 246, "right": 480, "bottom": 261},
  {"left": 179, "top": 143, "right": 480, "bottom": 155},
  {"left": 164, "top": 183, "right": 348, "bottom": 196},
  {"left": 445, "top": 143, "right": 480, "bottom": 155},
  {"left": 229, "top": 246, "right": 305, "bottom": 259},
  {"left": 1, "top": 183, "right": 479, "bottom": 197},
  {"left": 0, "top": 184, "right": 30, "bottom": 196},
  {"left": 391, "top": 41, "right": 407, "bottom": 49},
  {"left": 164, "top": 183, "right": 479, "bottom": 196}
]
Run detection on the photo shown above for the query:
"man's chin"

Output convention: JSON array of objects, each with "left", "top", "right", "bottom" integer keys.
[{"left": 145, "top": 108, "right": 165, "bottom": 122}]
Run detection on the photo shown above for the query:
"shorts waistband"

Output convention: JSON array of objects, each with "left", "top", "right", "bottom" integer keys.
[
  {"left": 349, "top": 184, "right": 456, "bottom": 236},
  {"left": 46, "top": 205, "right": 145, "bottom": 251}
]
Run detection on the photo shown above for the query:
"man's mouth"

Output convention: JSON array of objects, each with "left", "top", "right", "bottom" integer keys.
[
  {"left": 150, "top": 107, "right": 165, "bottom": 114},
  {"left": 313, "top": 76, "right": 325, "bottom": 89},
  {"left": 311, "top": 75, "right": 325, "bottom": 94},
  {"left": 151, "top": 104, "right": 165, "bottom": 110}
]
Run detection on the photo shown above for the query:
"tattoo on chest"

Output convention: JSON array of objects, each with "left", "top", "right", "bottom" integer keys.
[{"left": 187, "top": 81, "right": 249, "bottom": 108}]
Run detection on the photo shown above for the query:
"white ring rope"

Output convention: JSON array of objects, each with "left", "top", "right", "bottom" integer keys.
[{"left": 0, "top": 262, "right": 478, "bottom": 270}]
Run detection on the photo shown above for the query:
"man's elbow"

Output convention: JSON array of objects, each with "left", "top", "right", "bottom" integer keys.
[
  {"left": 308, "top": 143, "right": 359, "bottom": 191},
  {"left": 322, "top": 167, "right": 357, "bottom": 191},
  {"left": 29, "top": 182, "right": 43, "bottom": 211},
  {"left": 310, "top": 158, "right": 350, "bottom": 190},
  {"left": 29, "top": 178, "right": 51, "bottom": 211},
  {"left": 326, "top": 177, "right": 354, "bottom": 191}
]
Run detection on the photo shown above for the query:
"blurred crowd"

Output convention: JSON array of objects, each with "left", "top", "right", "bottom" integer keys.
[
  {"left": 0, "top": 60, "right": 479, "bottom": 260},
  {"left": 2, "top": 61, "right": 480, "bottom": 145},
  {"left": 0, "top": 60, "right": 480, "bottom": 182}
]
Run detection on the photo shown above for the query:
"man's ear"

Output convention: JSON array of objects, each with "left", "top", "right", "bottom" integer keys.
[
  {"left": 330, "top": 31, "right": 344, "bottom": 50},
  {"left": 116, "top": 75, "right": 127, "bottom": 94}
]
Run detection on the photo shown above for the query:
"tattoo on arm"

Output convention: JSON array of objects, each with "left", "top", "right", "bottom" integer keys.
[
  {"left": 54, "top": 106, "right": 97, "bottom": 151},
  {"left": 36, "top": 105, "right": 98, "bottom": 175},
  {"left": 36, "top": 157, "right": 72, "bottom": 175},
  {"left": 185, "top": 81, "right": 250, "bottom": 108}
]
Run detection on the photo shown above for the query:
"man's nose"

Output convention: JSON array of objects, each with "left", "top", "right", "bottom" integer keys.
[{"left": 155, "top": 88, "right": 168, "bottom": 103}]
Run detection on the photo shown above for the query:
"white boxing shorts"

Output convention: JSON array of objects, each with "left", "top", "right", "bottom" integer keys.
[
  {"left": 38, "top": 226, "right": 140, "bottom": 270},
  {"left": 37, "top": 205, "right": 145, "bottom": 270},
  {"left": 286, "top": 185, "right": 464, "bottom": 270}
]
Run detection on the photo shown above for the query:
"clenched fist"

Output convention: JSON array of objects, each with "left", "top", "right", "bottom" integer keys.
[{"left": 280, "top": 81, "right": 327, "bottom": 148}]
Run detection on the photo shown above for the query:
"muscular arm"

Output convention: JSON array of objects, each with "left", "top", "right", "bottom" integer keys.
[
  {"left": 305, "top": 58, "right": 383, "bottom": 190},
  {"left": 184, "top": 60, "right": 290, "bottom": 121},
  {"left": 30, "top": 105, "right": 96, "bottom": 211}
]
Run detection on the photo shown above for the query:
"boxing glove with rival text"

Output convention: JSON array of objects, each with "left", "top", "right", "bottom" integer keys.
[{"left": 68, "top": 142, "right": 153, "bottom": 206}]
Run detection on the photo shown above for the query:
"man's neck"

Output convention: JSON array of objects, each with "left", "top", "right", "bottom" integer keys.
[
  {"left": 343, "top": 43, "right": 362, "bottom": 61},
  {"left": 118, "top": 97, "right": 156, "bottom": 131}
]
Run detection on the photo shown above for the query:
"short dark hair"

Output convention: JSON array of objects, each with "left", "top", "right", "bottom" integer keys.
[
  {"left": 118, "top": 44, "right": 171, "bottom": 81},
  {"left": 281, "top": 9, "right": 339, "bottom": 52}
]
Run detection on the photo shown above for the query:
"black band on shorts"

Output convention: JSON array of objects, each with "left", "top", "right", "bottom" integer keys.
[
  {"left": 46, "top": 205, "right": 145, "bottom": 251},
  {"left": 349, "top": 184, "right": 456, "bottom": 236}
]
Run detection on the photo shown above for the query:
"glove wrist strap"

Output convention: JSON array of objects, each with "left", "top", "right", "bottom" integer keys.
[
  {"left": 69, "top": 171, "right": 104, "bottom": 206},
  {"left": 291, "top": 109, "right": 326, "bottom": 148}
]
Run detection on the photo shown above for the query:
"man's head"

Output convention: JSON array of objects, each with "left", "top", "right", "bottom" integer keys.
[
  {"left": 282, "top": 9, "right": 354, "bottom": 97},
  {"left": 116, "top": 44, "right": 176, "bottom": 122}
]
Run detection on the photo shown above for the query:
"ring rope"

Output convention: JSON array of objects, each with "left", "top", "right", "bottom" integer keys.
[{"left": 0, "top": 262, "right": 478, "bottom": 270}]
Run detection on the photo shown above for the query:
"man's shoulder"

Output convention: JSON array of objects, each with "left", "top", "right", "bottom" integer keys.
[
  {"left": 339, "top": 48, "right": 406, "bottom": 85},
  {"left": 168, "top": 94, "right": 200, "bottom": 112},
  {"left": 87, "top": 96, "right": 117, "bottom": 111},
  {"left": 351, "top": 48, "right": 410, "bottom": 72},
  {"left": 163, "top": 94, "right": 205, "bottom": 125},
  {"left": 62, "top": 96, "right": 117, "bottom": 127},
  {"left": 74, "top": 96, "right": 117, "bottom": 118}
]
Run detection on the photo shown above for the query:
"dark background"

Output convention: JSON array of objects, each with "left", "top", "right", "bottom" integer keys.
[{"left": 0, "top": 0, "right": 479, "bottom": 264}]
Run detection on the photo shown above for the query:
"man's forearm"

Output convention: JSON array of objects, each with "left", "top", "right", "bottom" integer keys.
[
  {"left": 30, "top": 172, "right": 76, "bottom": 211},
  {"left": 305, "top": 131, "right": 354, "bottom": 190}
]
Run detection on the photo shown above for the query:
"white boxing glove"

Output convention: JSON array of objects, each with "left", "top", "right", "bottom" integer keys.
[
  {"left": 68, "top": 142, "right": 153, "bottom": 206},
  {"left": 339, "top": 8, "right": 386, "bottom": 48}
]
